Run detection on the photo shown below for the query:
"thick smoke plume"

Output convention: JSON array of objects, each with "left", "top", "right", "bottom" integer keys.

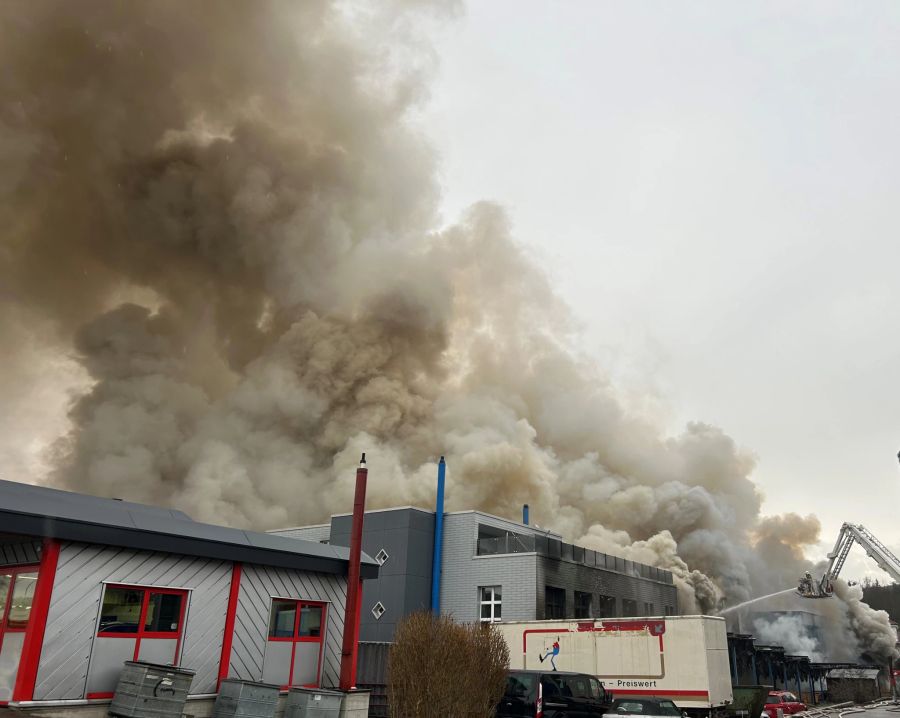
[
  {"left": 0, "top": 0, "right": 894, "bottom": 658},
  {"left": 725, "top": 580, "right": 897, "bottom": 663}
]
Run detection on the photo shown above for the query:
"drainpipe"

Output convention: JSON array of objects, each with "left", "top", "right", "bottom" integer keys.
[
  {"left": 338, "top": 454, "right": 368, "bottom": 692},
  {"left": 728, "top": 642, "right": 737, "bottom": 682},
  {"left": 430, "top": 456, "right": 446, "bottom": 613},
  {"left": 523, "top": 504, "right": 530, "bottom": 525},
  {"left": 795, "top": 664, "right": 802, "bottom": 700}
]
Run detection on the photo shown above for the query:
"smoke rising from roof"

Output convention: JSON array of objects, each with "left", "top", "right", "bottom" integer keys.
[{"left": 0, "top": 0, "right": 894, "bottom": 657}]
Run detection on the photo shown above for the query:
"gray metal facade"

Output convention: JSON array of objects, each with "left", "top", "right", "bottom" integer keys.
[
  {"left": 271, "top": 508, "right": 434, "bottom": 643},
  {"left": 276, "top": 507, "right": 678, "bottom": 643},
  {"left": 229, "top": 564, "right": 347, "bottom": 689},
  {"left": 331, "top": 509, "right": 434, "bottom": 643},
  {"left": 0, "top": 479, "right": 376, "bottom": 578},
  {"left": 35, "top": 541, "right": 233, "bottom": 699},
  {"left": 0, "top": 538, "right": 41, "bottom": 566}
]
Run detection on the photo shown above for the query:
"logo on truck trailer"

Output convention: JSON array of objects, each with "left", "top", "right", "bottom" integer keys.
[{"left": 523, "top": 619, "right": 668, "bottom": 680}]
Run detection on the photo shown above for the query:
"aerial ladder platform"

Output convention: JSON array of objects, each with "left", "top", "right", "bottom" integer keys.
[{"left": 797, "top": 522, "right": 900, "bottom": 598}]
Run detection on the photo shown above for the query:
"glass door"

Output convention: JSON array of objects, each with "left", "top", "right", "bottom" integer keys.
[{"left": 0, "top": 566, "right": 39, "bottom": 703}]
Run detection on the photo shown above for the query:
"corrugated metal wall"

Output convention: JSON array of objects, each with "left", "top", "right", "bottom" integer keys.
[
  {"left": 34, "top": 542, "right": 232, "bottom": 699},
  {"left": 0, "top": 539, "right": 41, "bottom": 566},
  {"left": 230, "top": 564, "right": 347, "bottom": 688},
  {"left": 357, "top": 642, "right": 390, "bottom": 718}
]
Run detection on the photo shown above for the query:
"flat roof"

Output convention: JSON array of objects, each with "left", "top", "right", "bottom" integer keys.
[{"left": 0, "top": 480, "right": 378, "bottom": 578}]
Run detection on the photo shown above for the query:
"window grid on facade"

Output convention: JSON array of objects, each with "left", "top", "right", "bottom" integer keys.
[
  {"left": 479, "top": 586, "right": 502, "bottom": 622},
  {"left": 644, "top": 602, "right": 654, "bottom": 615},
  {"left": 621, "top": 598, "right": 638, "bottom": 617},
  {"left": 545, "top": 586, "right": 565, "bottom": 620},
  {"left": 574, "top": 591, "right": 592, "bottom": 618},
  {"left": 596, "top": 594, "right": 616, "bottom": 618}
]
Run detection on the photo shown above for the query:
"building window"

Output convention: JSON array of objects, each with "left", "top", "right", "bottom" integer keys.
[
  {"left": 596, "top": 595, "right": 616, "bottom": 618},
  {"left": 621, "top": 598, "right": 637, "bottom": 617},
  {"left": 545, "top": 586, "right": 566, "bottom": 620},
  {"left": 643, "top": 602, "right": 654, "bottom": 616},
  {"left": 574, "top": 591, "right": 592, "bottom": 618},
  {"left": 479, "top": 586, "right": 502, "bottom": 622},
  {"left": 91, "top": 584, "right": 188, "bottom": 695},
  {"left": 664, "top": 605, "right": 675, "bottom": 616},
  {"left": 0, "top": 566, "right": 39, "bottom": 639},
  {"left": 265, "top": 599, "right": 326, "bottom": 687}
]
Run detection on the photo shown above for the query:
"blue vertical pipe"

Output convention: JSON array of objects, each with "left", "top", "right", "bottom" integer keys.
[
  {"left": 523, "top": 504, "right": 530, "bottom": 525},
  {"left": 430, "top": 456, "right": 446, "bottom": 613}
]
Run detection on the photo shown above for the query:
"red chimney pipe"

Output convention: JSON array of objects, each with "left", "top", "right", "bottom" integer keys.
[{"left": 339, "top": 453, "right": 368, "bottom": 691}]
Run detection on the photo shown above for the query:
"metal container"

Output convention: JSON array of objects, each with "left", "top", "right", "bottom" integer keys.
[
  {"left": 283, "top": 687, "right": 343, "bottom": 718},
  {"left": 213, "top": 679, "right": 280, "bottom": 718},
  {"left": 336, "top": 689, "right": 369, "bottom": 718},
  {"left": 109, "top": 661, "right": 195, "bottom": 718}
]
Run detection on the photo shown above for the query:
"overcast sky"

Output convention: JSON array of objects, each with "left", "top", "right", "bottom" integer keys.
[{"left": 422, "top": 1, "right": 900, "bottom": 579}]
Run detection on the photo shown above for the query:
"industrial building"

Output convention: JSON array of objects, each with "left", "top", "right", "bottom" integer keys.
[
  {"left": 272, "top": 505, "right": 679, "bottom": 642},
  {"left": 0, "top": 479, "right": 377, "bottom": 708}
]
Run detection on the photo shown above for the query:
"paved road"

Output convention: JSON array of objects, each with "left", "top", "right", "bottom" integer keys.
[{"left": 839, "top": 704, "right": 900, "bottom": 718}]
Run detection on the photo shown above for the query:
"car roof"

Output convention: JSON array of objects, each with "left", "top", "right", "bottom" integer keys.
[
  {"left": 509, "top": 670, "right": 591, "bottom": 677},
  {"left": 613, "top": 697, "right": 673, "bottom": 703}
]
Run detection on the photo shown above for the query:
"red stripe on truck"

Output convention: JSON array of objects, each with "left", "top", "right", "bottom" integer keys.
[{"left": 611, "top": 689, "right": 709, "bottom": 698}]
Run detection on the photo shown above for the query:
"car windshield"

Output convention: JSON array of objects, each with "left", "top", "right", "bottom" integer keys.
[
  {"left": 612, "top": 699, "right": 681, "bottom": 716},
  {"left": 783, "top": 694, "right": 797, "bottom": 702}
]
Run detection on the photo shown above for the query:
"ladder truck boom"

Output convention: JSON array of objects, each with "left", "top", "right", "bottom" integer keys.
[{"left": 797, "top": 523, "right": 900, "bottom": 598}]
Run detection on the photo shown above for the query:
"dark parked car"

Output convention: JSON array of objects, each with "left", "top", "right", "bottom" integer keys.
[{"left": 497, "top": 669, "right": 611, "bottom": 717}]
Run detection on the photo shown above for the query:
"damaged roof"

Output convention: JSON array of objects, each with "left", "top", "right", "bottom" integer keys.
[{"left": 0, "top": 479, "right": 378, "bottom": 578}]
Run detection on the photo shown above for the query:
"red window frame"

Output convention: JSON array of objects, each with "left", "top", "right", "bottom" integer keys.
[
  {"left": 96, "top": 584, "right": 188, "bottom": 642},
  {"left": 266, "top": 600, "right": 327, "bottom": 688},
  {"left": 0, "top": 565, "right": 40, "bottom": 657},
  {"left": 88, "top": 584, "right": 188, "bottom": 699}
]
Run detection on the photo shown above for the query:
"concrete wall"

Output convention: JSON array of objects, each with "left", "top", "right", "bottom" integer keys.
[
  {"left": 439, "top": 512, "right": 538, "bottom": 624},
  {"left": 229, "top": 564, "right": 347, "bottom": 689},
  {"left": 35, "top": 542, "right": 232, "bottom": 699},
  {"left": 331, "top": 508, "right": 433, "bottom": 642}
]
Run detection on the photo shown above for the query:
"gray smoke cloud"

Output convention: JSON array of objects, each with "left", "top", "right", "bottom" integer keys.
[{"left": 0, "top": 0, "right": 892, "bottom": 657}]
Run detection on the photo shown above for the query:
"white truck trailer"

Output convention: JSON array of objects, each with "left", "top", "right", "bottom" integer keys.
[{"left": 497, "top": 616, "right": 733, "bottom": 715}]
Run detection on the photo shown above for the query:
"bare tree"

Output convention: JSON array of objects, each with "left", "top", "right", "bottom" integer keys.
[{"left": 388, "top": 612, "right": 509, "bottom": 718}]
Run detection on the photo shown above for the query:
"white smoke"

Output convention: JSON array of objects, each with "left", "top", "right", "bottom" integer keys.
[{"left": 753, "top": 615, "right": 826, "bottom": 663}]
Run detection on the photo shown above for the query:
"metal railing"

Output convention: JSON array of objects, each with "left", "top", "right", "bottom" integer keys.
[{"left": 475, "top": 528, "right": 674, "bottom": 584}]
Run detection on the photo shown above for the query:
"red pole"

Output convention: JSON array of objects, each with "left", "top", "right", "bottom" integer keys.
[
  {"left": 339, "top": 453, "right": 368, "bottom": 691},
  {"left": 14, "top": 538, "right": 60, "bottom": 702},
  {"left": 216, "top": 562, "right": 242, "bottom": 691}
]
